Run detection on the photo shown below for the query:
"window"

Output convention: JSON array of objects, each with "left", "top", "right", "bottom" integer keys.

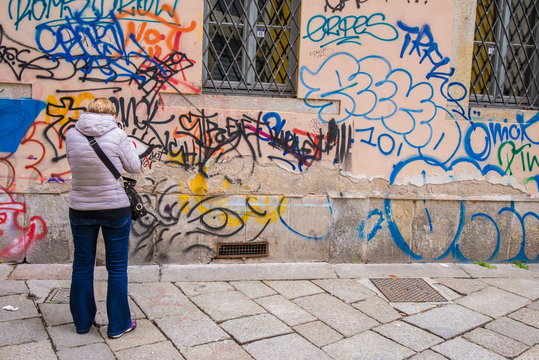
[
  {"left": 202, "top": 0, "right": 300, "bottom": 96},
  {"left": 470, "top": 0, "right": 538, "bottom": 109}
]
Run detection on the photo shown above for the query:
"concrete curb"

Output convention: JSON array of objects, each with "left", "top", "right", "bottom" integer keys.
[{"left": 161, "top": 262, "right": 337, "bottom": 282}]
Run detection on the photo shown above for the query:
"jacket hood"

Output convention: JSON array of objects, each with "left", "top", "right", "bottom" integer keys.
[{"left": 75, "top": 112, "right": 118, "bottom": 137}]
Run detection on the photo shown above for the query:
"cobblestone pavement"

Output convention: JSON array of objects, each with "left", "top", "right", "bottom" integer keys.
[{"left": 1, "top": 262, "right": 538, "bottom": 359}]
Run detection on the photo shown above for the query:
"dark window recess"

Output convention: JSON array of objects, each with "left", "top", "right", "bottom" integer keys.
[
  {"left": 216, "top": 242, "right": 268, "bottom": 258},
  {"left": 202, "top": 0, "right": 301, "bottom": 96},
  {"left": 470, "top": 0, "right": 539, "bottom": 109}
]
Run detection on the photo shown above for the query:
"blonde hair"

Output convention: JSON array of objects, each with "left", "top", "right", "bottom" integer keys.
[{"left": 87, "top": 98, "right": 116, "bottom": 116}]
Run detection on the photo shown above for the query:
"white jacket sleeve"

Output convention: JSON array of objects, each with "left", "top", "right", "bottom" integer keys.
[{"left": 119, "top": 132, "right": 141, "bottom": 174}]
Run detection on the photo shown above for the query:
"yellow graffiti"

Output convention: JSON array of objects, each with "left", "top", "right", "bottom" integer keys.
[
  {"left": 45, "top": 93, "right": 94, "bottom": 125},
  {"left": 180, "top": 174, "right": 286, "bottom": 229}
]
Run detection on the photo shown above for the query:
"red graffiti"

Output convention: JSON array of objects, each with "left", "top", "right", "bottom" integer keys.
[{"left": 0, "top": 186, "right": 47, "bottom": 260}]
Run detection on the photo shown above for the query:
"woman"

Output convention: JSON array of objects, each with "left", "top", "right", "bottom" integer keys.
[{"left": 66, "top": 98, "right": 141, "bottom": 338}]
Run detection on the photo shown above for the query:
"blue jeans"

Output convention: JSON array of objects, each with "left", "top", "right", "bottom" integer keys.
[{"left": 69, "top": 215, "right": 132, "bottom": 337}]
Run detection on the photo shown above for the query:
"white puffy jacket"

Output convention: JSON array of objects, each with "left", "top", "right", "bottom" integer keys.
[{"left": 66, "top": 112, "right": 141, "bottom": 211}]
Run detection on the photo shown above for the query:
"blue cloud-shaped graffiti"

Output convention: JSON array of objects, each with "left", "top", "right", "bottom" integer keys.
[{"left": 300, "top": 53, "right": 438, "bottom": 148}]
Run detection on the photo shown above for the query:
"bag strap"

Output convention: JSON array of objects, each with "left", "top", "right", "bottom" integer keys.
[{"left": 85, "top": 135, "right": 122, "bottom": 180}]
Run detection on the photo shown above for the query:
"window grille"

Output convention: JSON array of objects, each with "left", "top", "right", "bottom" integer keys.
[
  {"left": 470, "top": 0, "right": 539, "bottom": 109},
  {"left": 202, "top": 0, "right": 300, "bottom": 96}
]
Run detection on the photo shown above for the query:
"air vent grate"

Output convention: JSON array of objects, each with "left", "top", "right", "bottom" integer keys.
[
  {"left": 216, "top": 242, "right": 268, "bottom": 258},
  {"left": 44, "top": 288, "right": 70, "bottom": 304}
]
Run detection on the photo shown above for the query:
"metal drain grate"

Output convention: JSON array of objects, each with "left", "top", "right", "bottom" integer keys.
[
  {"left": 216, "top": 242, "right": 268, "bottom": 258},
  {"left": 44, "top": 288, "right": 70, "bottom": 304},
  {"left": 370, "top": 278, "right": 447, "bottom": 302}
]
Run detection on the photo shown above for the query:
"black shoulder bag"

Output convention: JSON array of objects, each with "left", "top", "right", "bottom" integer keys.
[{"left": 85, "top": 136, "right": 147, "bottom": 220}]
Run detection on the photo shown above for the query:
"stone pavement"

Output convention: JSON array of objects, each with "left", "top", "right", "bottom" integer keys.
[{"left": 1, "top": 262, "right": 538, "bottom": 360}]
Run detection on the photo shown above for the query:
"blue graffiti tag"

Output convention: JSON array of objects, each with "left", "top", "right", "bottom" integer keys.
[
  {"left": 304, "top": 13, "right": 398, "bottom": 48},
  {"left": 358, "top": 208, "right": 384, "bottom": 241},
  {"left": 301, "top": 53, "right": 439, "bottom": 150},
  {"left": 8, "top": 0, "right": 179, "bottom": 30},
  {"left": 34, "top": 9, "right": 167, "bottom": 83}
]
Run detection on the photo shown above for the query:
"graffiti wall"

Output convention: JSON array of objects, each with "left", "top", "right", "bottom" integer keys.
[{"left": 0, "top": 0, "right": 537, "bottom": 264}]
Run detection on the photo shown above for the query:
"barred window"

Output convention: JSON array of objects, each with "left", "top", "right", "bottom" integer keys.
[
  {"left": 202, "top": 0, "right": 300, "bottom": 96},
  {"left": 470, "top": 0, "right": 539, "bottom": 109}
]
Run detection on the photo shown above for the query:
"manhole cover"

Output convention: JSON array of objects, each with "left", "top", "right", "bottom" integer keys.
[
  {"left": 370, "top": 278, "right": 447, "bottom": 302},
  {"left": 44, "top": 288, "right": 70, "bottom": 304}
]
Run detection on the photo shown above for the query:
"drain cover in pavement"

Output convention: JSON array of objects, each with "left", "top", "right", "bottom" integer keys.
[
  {"left": 370, "top": 278, "right": 447, "bottom": 302},
  {"left": 44, "top": 288, "right": 70, "bottom": 304}
]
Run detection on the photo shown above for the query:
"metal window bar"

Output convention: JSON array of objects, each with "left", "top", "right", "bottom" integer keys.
[
  {"left": 202, "top": 0, "right": 300, "bottom": 96},
  {"left": 470, "top": 0, "right": 539, "bottom": 109}
]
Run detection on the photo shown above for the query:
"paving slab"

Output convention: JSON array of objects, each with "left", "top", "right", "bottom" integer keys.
[
  {"left": 162, "top": 263, "right": 336, "bottom": 282},
  {"left": 26, "top": 280, "right": 71, "bottom": 303},
  {"left": 190, "top": 291, "right": 265, "bottom": 322},
  {"left": 47, "top": 323, "right": 103, "bottom": 350},
  {"left": 456, "top": 286, "right": 530, "bottom": 317},
  {"left": 57, "top": 342, "right": 115, "bottom": 360},
  {"left": 322, "top": 330, "right": 416, "bottom": 360},
  {"left": 0, "top": 340, "right": 57, "bottom": 360},
  {"left": 0, "top": 264, "right": 13, "bottom": 279},
  {"left": 9, "top": 264, "right": 72, "bottom": 280},
  {"left": 334, "top": 263, "right": 468, "bottom": 279},
  {"left": 515, "top": 345, "right": 539, "bottom": 360},
  {"left": 404, "top": 304, "right": 491, "bottom": 339},
  {"left": 115, "top": 341, "right": 185, "bottom": 360},
  {"left": 431, "top": 283, "right": 461, "bottom": 301},
  {"left": 176, "top": 281, "right": 234, "bottom": 296},
  {"left": 352, "top": 296, "right": 401, "bottom": 323},
  {"left": 458, "top": 264, "right": 539, "bottom": 278},
  {"left": 221, "top": 314, "right": 292, "bottom": 344},
  {"left": 433, "top": 278, "right": 488, "bottom": 295},
  {"left": 508, "top": 307, "right": 539, "bottom": 328},
  {"left": 38, "top": 303, "right": 72, "bottom": 326},
  {"left": 356, "top": 278, "right": 386, "bottom": 296},
  {"left": 0, "top": 280, "right": 27, "bottom": 296},
  {"left": 481, "top": 277, "right": 539, "bottom": 299},
  {"left": 0, "top": 294, "right": 40, "bottom": 321},
  {"left": 373, "top": 320, "right": 443, "bottom": 352},
  {"left": 102, "top": 319, "right": 166, "bottom": 351},
  {"left": 0, "top": 318, "right": 49, "bottom": 346},
  {"left": 485, "top": 316, "right": 539, "bottom": 346},
  {"left": 293, "top": 293, "right": 379, "bottom": 337},
  {"left": 255, "top": 294, "right": 316, "bottom": 326},
  {"left": 229, "top": 280, "right": 277, "bottom": 299},
  {"left": 129, "top": 282, "right": 199, "bottom": 319},
  {"left": 390, "top": 302, "right": 438, "bottom": 315},
  {"left": 243, "top": 333, "right": 332, "bottom": 360},
  {"left": 432, "top": 337, "right": 506, "bottom": 360},
  {"left": 313, "top": 279, "right": 375, "bottom": 303},
  {"left": 463, "top": 327, "right": 528, "bottom": 358},
  {"left": 528, "top": 299, "right": 539, "bottom": 311},
  {"left": 408, "top": 350, "right": 448, "bottom": 359},
  {"left": 293, "top": 321, "right": 343, "bottom": 347},
  {"left": 182, "top": 341, "right": 252, "bottom": 360},
  {"left": 95, "top": 297, "right": 145, "bottom": 326},
  {"left": 155, "top": 312, "right": 230, "bottom": 348},
  {"left": 263, "top": 280, "right": 324, "bottom": 299}
]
